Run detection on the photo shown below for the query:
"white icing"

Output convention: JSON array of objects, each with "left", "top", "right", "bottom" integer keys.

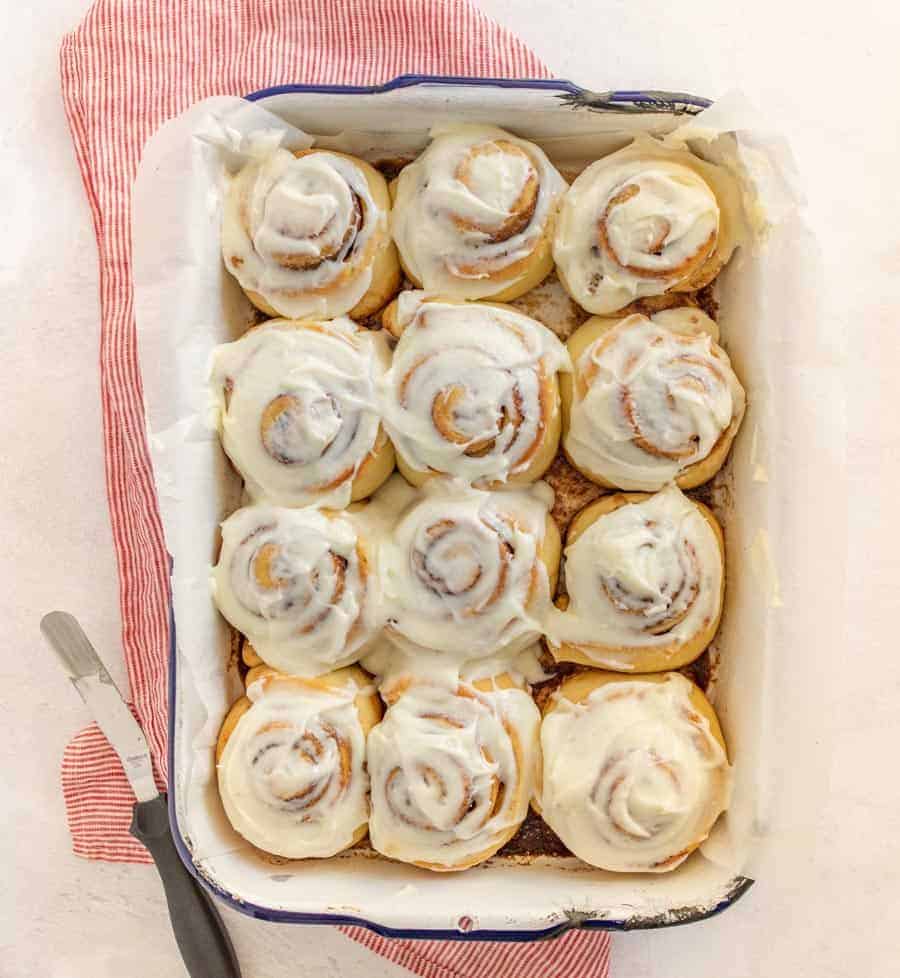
[
  {"left": 218, "top": 673, "right": 370, "bottom": 858},
  {"left": 379, "top": 295, "right": 571, "bottom": 483},
  {"left": 553, "top": 142, "right": 726, "bottom": 313},
  {"left": 539, "top": 673, "right": 731, "bottom": 872},
  {"left": 367, "top": 681, "right": 539, "bottom": 868},
  {"left": 391, "top": 125, "right": 566, "bottom": 298},
  {"left": 378, "top": 479, "right": 554, "bottom": 659},
  {"left": 463, "top": 148, "right": 532, "bottom": 213},
  {"left": 211, "top": 506, "right": 380, "bottom": 675},
  {"left": 459, "top": 643, "right": 551, "bottom": 686},
  {"left": 210, "top": 319, "right": 389, "bottom": 508},
  {"left": 547, "top": 485, "right": 722, "bottom": 659},
  {"left": 362, "top": 636, "right": 550, "bottom": 692},
  {"left": 222, "top": 149, "right": 386, "bottom": 318},
  {"left": 565, "top": 311, "right": 745, "bottom": 490}
]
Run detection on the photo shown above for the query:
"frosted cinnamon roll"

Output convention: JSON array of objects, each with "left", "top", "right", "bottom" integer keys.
[
  {"left": 553, "top": 138, "right": 743, "bottom": 314},
  {"left": 547, "top": 485, "right": 724, "bottom": 672},
  {"left": 212, "top": 505, "right": 379, "bottom": 676},
  {"left": 537, "top": 671, "right": 731, "bottom": 872},
  {"left": 379, "top": 294, "right": 570, "bottom": 486},
  {"left": 222, "top": 148, "right": 400, "bottom": 319},
  {"left": 216, "top": 666, "right": 381, "bottom": 858},
  {"left": 367, "top": 674, "right": 540, "bottom": 870},
  {"left": 210, "top": 318, "right": 394, "bottom": 508},
  {"left": 561, "top": 308, "right": 745, "bottom": 490},
  {"left": 391, "top": 125, "right": 566, "bottom": 301},
  {"left": 379, "top": 480, "right": 560, "bottom": 659}
]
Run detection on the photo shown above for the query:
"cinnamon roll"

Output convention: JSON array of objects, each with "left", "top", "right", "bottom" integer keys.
[
  {"left": 390, "top": 125, "right": 566, "bottom": 301},
  {"left": 212, "top": 505, "right": 380, "bottom": 676},
  {"left": 222, "top": 148, "right": 400, "bottom": 319},
  {"left": 560, "top": 308, "right": 745, "bottom": 491},
  {"left": 210, "top": 318, "right": 394, "bottom": 508},
  {"left": 553, "top": 138, "right": 744, "bottom": 314},
  {"left": 216, "top": 665, "right": 381, "bottom": 858},
  {"left": 379, "top": 479, "right": 560, "bottom": 660},
  {"left": 546, "top": 485, "right": 724, "bottom": 672},
  {"left": 367, "top": 674, "right": 540, "bottom": 871},
  {"left": 537, "top": 671, "right": 731, "bottom": 872},
  {"left": 379, "top": 294, "right": 570, "bottom": 486}
]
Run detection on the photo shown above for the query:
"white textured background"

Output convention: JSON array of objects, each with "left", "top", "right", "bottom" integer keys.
[{"left": 3, "top": 2, "right": 899, "bottom": 976}]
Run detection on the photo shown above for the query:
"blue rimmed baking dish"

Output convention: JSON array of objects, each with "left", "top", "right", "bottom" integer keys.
[{"left": 142, "top": 75, "right": 768, "bottom": 940}]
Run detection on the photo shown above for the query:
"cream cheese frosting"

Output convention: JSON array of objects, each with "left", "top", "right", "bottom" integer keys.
[
  {"left": 377, "top": 478, "right": 555, "bottom": 660},
  {"left": 221, "top": 149, "right": 386, "bottom": 318},
  {"left": 210, "top": 318, "right": 390, "bottom": 509},
  {"left": 539, "top": 673, "right": 731, "bottom": 872},
  {"left": 546, "top": 485, "right": 722, "bottom": 659},
  {"left": 367, "top": 679, "right": 539, "bottom": 868},
  {"left": 379, "top": 294, "right": 570, "bottom": 483},
  {"left": 553, "top": 138, "right": 743, "bottom": 314},
  {"left": 391, "top": 124, "right": 566, "bottom": 298},
  {"left": 218, "top": 671, "right": 370, "bottom": 858},
  {"left": 565, "top": 309, "right": 745, "bottom": 491},
  {"left": 211, "top": 505, "right": 379, "bottom": 675}
]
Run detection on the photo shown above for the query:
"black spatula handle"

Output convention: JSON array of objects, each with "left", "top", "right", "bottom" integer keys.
[{"left": 130, "top": 794, "right": 241, "bottom": 978}]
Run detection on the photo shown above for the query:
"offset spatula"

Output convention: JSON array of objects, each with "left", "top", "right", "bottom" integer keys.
[{"left": 41, "top": 611, "right": 240, "bottom": 978}]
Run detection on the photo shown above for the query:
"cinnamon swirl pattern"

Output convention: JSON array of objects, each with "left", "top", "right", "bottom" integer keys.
[
  {"left": 553, "top": 138, "right": 743, "bottom": 314},
  {"left": 379, "top": 480, "right": 560, "bottom": 660},
  {"left": 222, "top": 148, "right": 400, "bottom": 319},
  {"left": 391, "top": 125, "right": 566, "bottom": 301},
  {"left": 212, "top": 506, "right": 379, "bottom": 676},
  {"left": 538, "top": 671, "right": 731, "bottom": 872},
  {"left": 210, "top": 318, "right": 394, "bottom": 508},
  {"left": 216, "top": 666, "right": 381, "bottom": 858},
  {"left": 547, "top": 485, "right": 724, "bottom": 672},
  {"left": 367, "top": 676, "right": 540, "bottom": 870},
  {"left": 561, "top": 308, "right": 746, "bottom": 490},
  {"left": 379, "top": 295, "right": 570, "bottom": 486}
]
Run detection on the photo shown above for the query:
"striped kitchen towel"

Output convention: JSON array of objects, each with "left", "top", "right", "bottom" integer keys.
[{"left": 58, "top": 1, "right": 611, "bottom": 974}]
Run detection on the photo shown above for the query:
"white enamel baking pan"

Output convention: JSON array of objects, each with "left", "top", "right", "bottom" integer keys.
[{"left": 134, "top": 75, "right": 796, "bottom": 939}]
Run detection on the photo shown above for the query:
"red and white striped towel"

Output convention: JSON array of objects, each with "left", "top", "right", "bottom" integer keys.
[{"left": 59, "top": 1, "right": 611, "bottom": 974}]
